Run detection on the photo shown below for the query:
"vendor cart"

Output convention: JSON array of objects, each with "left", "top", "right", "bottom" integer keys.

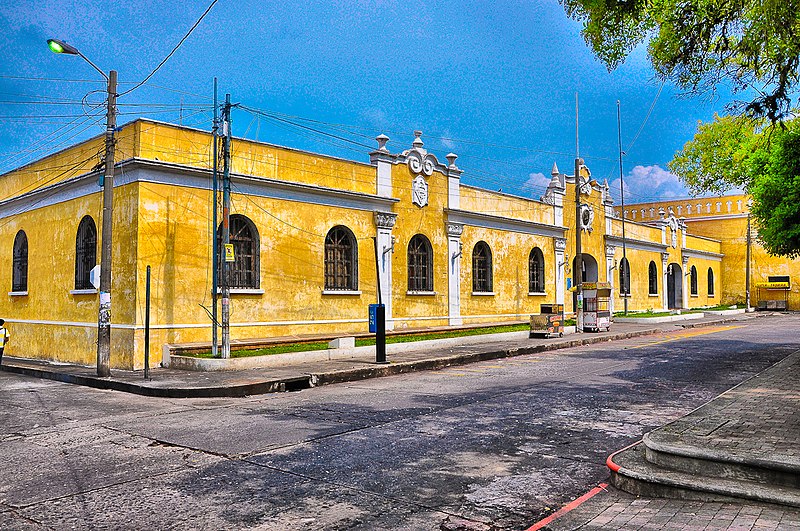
[
  {"left": 583, "top": 282, "right": 611, "bottom": 332},
  {"left": 530, "top": 303, "right": 564, "bottom": 338}
]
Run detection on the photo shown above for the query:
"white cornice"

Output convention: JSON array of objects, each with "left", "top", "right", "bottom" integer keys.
[
  {"left": 683, "top": 248, "right": 724, "bottom": 261},
  {"left": 445, "top": 208, "right": 566, "bottom": 238},
  {"left": 0, "top": 158, "right": 397, "bottom": 219},
  {"left": 605, "top": 235, "right": 667, "bottom": 254}
]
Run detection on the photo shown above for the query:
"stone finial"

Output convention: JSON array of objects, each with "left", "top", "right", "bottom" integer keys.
[
  {"left": 658, "top": 207, "right": 666, "bottom": 219},
  {"left": 412, "top": 130, "right": 424, "bottom": 148},
  {"left": 551, "top": 162, "right": 559, "bottom": 176},
  {"left": 446, "top": 152, "right": 458, "bottom": 168},
  {"left": 375, "top": 134, "right": 389, "bottom": 152}
]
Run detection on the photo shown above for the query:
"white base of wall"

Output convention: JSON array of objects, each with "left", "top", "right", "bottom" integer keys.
[
  {"left": 614, "top": 313, "right": 706, "bottom": 324},
  {"left": 164, "top": 325, "right": 582, "bottom": 372}
]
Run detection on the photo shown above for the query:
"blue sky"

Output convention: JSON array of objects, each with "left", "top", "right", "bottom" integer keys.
[{"left": 0, "top": 0, "right": 738, "bottom": 204}]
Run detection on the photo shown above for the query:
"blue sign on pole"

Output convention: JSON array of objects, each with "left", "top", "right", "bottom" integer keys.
[{"left": 369, "top": 304, "right": 381, "bottom": 333}]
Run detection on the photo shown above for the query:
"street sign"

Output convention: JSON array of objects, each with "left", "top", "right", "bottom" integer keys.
[
  {"left": 90, "top": 265, "right": 101, "bottom": 289},
  {"left": 224, "top": 244, "right": 235, "bottom": 262}
]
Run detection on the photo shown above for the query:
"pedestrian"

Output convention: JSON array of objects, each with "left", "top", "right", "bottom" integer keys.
[{"left": 0, "top": 319, "right": 9, "bottom": 365}]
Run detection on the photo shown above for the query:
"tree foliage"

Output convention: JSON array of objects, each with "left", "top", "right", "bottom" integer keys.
[
  {"left": 670, "top": 116, "right": 800, "bottom": 257},
  {"left": 561, "top": 0, "right": 800, "bottom": 121}
]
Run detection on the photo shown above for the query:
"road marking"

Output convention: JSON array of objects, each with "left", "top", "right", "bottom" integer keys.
[
  {"left": 625, "top": 325, "right": 741, "bottom": 349},
  {"left": 525, "top": 482, "right": 609, "bottom": 531}
]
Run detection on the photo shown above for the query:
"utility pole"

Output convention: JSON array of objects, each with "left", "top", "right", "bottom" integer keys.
[
  {"left": 746, "top": 209, "right": 752, "bottom": 310},
  {"left": 97, "top": 69, "right": 117, "bottom": 377},
  {"left": 221, "top": 94, "right": 232, "bottom": 359},
  {"left": 574, "top": 93, "right": 583, "bottom": 333},
  {"left": 617, "top": 100, "right": 628, "bottom": 315},
  {"left": 211, "top": 78, "right": 219, "bottom": 358}
]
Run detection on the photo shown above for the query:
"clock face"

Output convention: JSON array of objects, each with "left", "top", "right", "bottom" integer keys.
[{"left": 582, "top": 209, "right": 591, "bottom": 226}]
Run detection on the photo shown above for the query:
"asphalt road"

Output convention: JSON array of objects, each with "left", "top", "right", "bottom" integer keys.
[{"left": 1, "top": 315, "right": 797, "bottom": 530}]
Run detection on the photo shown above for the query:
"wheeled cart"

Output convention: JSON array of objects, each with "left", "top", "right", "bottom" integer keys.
[
  {"left": 583, "top": 282, "right": 612, "bottom": 332},
  {"left": 530, "top": 303, "right": 564, "bottom": 338}
]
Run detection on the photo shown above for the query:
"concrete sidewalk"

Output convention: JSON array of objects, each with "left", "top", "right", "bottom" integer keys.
[
  {"left": 544, "top": 341, "right": 800, "bottom": 529},
  {"left": 0, "top": 314, "right": 751, "bottom": 398}
]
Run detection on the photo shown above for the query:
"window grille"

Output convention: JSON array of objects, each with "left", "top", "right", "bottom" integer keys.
[
  {"left": 690, "top": 266, "right": 698, "bottom": 295},
  {"left": 707, "top": 267, "right": 714, "bottom": 295},
  {"left": 472, "top": 241, "right": 493, "bottom": 292},
  {"left": 648, "top": 261, "right": 658, "bottom": 295},
  {"left": 529, "top": 247, "right": 544, "bottom": 292},
  {"left": 325, "top": 226, "right": 358, "bottom": 290},
  {"left": 75, "top": 216, "right": 97, "bottom": 290},
  {"left": 217, "top": 215, "right": 260, "bottom": 289},
  {"left": 407, "top": 234, "right": 433, "bottom": 292},
  {"left": 619, "top": 258, "right": 631, "bottom": 295},
  {"left": 12, "top": 230, "right": 27, "bottom": 292}
]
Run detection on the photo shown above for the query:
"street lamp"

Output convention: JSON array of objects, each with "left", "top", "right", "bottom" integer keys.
[{"left": 48, "top": 39, "right": 117, "bottom": 377}]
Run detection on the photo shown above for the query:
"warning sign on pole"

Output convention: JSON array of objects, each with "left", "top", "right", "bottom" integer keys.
[{"left": 224, "top": 244, "right": 235, "bottom": 262}]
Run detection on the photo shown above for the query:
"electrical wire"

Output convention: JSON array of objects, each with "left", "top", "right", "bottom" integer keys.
[{"left": 118, "top": 0, "right": 219, "bottom": 97}]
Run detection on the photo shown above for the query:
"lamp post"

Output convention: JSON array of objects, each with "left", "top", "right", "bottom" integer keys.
[{"left": 48, "top": 39, "right": 116, "bottom": 377}]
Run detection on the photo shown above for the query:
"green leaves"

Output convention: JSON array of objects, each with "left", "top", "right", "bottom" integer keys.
[{"left": 560, "top": 0, "right": 800, "bottom": 121}]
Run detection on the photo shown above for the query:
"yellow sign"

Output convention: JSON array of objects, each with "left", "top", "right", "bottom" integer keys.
[
  {"left": 756, "top": 281, "right": 790, "bottom": 289},
  {"left": 224, "top": 244, "right": 235, "bottom": 262}
]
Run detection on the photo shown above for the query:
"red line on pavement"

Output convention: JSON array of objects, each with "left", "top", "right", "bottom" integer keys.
[
  {"left": 606, "top": 439, "right": 642, "bottom": 473},
  {"left": 525, "top": 482, "right": 609, "bottom": 531}
]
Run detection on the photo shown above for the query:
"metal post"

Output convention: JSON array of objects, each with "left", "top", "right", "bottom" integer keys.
[
  {"left": 221, "top": 94, "right": 232, "bottom": 359},
  {"left": 144, "top": 265, "right": 151, "bottom": 380},
  {"left": 617, "top": 100, "right": 628, "bottom": 315},
  {"left": 372, "top": 237, "right": 387, "bottom": 364},
  {"left": 211, "top": 78, "right": 219, "bottom": 358},
  {"left": 96, "top": 69, "right": 117, "bottom": 377},
  {"left": 746, "top": 211, "right": 752, "bottom": 309}
]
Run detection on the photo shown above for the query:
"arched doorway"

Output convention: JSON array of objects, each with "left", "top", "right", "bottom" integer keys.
[
  {"left": 572, "top": 254, "right": 598, "bottom": 283},
  {"left": 667, "top": 262, "right": 683, "bottom": 309},
  {"left": 573, "top": 254, "right": 599, "bottom": 311}
]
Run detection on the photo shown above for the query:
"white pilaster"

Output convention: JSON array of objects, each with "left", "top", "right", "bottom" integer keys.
[
  {"left": 447, "top": 222, "right": 464, "bottom": 325},
  {"left": 605, "top": 244, "right": 616, "bottom": 315},
  {"left": 555, "top": 237, "right": 567, "bottom": 306},
  {"left": 446, "top": 153, "right": 462, "bottom": 210},
  {"left": 682, "top": 256, "right": 690, "bottom": 310},
  {"left": 370, "top": 134, "right": 393, "bottom": 198},
  {"left": 661, "top": 252, "right": 670, "bottom": 311},
  {"left": 374, "top": 211, "right": 397, "bottom": 330}
]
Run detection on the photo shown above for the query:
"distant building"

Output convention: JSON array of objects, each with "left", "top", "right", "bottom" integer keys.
[{"left": 0, "top": 119, "right": 791, "bottom": 370}]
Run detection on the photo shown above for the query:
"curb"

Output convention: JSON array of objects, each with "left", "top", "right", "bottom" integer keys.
[{"left": 0, "top": 327, "right": 665, "bottom": 398}]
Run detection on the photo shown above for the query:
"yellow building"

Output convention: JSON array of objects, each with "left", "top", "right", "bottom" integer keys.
[
  {"left": 618, "top": 196, "right": 800, "bottom": 310},
  {"left": 0, "top": 118, "right": 783, "bottom": 372}
]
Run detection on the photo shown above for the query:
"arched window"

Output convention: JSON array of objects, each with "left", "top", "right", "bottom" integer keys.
[
  {"left": 12, "top": 230, "right": 27, "bottom": 292},
  {"left": 407, "top": 234, "right": 433, "bottom": 292},
  {"left": 325, "top": 226, "right": 358, "bottom": 290},
  {"left": 619, "top": 257, "right": 631, "bottom": 295},
  {"left": 528, "top": 247, "right": 545, "bottom": 293},
  {"left": 648, "top": 261, "right": 658, "bottom": 295},
  {"left": 472, "top": 241, "right": 493, "bottom": 293},
  {"left": 217, "top": 215, "right": 260, "bottom": 289},
  {"left": 75, "top": 216, "right": 97, "bottom": 290},
  {"left": 708, "top": 267, "right": 715, "bottom": 296},
  {"left": 690, "top": 265, "right": 698, "bottom": 295}
]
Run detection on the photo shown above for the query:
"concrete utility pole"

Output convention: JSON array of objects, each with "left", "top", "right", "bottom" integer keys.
[
  {"left": 221, "top": 94, "right": 232, "bottom": 359},
  {"left": 47, "top": 39, "right": 117, "bottom": 377},
  {"left": 746, "top": 209, "right": 752, "bottom": 310},
  {"left": 211, "top": 78, "right": 219, "bottom": 358},
  {"left": 574, "top": 93, "right": 583, "bottom": 332},
  {"left": 617, "top": 100, "right": 628, "bottom": 315},
  {"left": 96, "top": 69, "right": 117, "bottom": 377}
]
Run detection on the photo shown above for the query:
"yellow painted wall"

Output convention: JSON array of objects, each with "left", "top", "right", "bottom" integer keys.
[
  {"left": 459, "top": 227, "right": 555, "bottom": 321},
  {"left": 460, "top": 185, "right": 555, "bottom": 225},
  {"left": 0, "top": 182, "right": 138, "bottom": 368}
]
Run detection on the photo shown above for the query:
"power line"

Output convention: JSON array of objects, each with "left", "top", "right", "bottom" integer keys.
[{"left": 119, "top": 0, "right": 219, "bottom": 97}]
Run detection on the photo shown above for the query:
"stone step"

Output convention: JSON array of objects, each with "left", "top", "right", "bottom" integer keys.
[
  {"left": 608, "top": 442, "right": 800, "bottom": 508},
  {"left": 644, "top": 432, "right": 800, "bottom": 490}
]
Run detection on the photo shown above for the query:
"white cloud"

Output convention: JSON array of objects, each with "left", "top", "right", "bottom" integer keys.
[
  {"left": 609, "top": 164, "right": 689, "bottom": 203},
  {"left": 521, "top": 172, "right": 551, "bottom": 195}
]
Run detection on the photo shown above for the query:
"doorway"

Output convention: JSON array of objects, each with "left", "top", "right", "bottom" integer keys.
[{"left": 667, "top": 262, "right": 683, "bottom": 309}]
